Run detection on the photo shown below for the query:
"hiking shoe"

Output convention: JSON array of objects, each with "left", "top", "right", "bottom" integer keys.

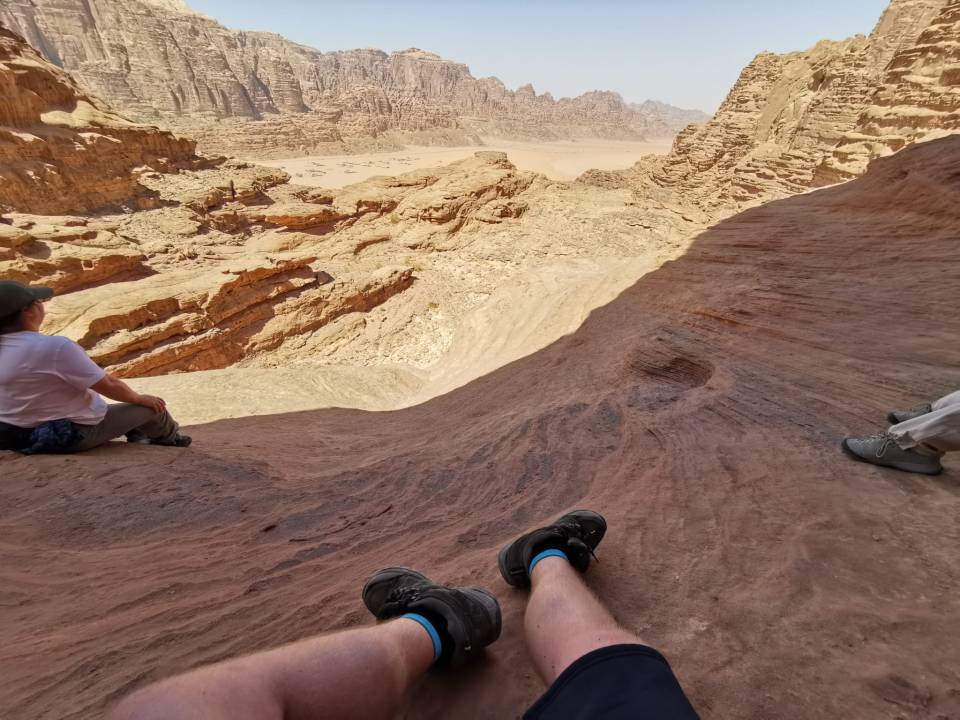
[
  {"left": 841, "top": 433, "right": 942, "bottom": 475},
  {"left": 498, "top": 509, "right": 607, "bottom": 588},
  {"left": 125, "top": 430, "right": 150, "bottom": 444},
  {"left": 361, "top": 567, "right": 501, "bottom": 666},
  {"left": 887, "top": 404, "right": 932, "bottom": 426},
  {"left": 151, "top": 434, "right": 192, "bottom": 447}
]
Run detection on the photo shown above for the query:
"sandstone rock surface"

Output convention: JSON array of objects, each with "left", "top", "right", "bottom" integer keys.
[
  {"left": 0, "top": 0, "right": 708, "bottom": 158},
  {"left": 580, "top": 0, "right": 957, "bottom": 215},
  {"left": 0, "top": 26, "right": 199, "bottom": 215},
  {"left": 3, "top": 134, "right": 958, "bottom": 720},
  {"left": 818, "top": 0, "right": 960, "bottom": 181}
]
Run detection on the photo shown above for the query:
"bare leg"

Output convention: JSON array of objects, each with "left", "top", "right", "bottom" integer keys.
[
  {"left": 524, "top": 556, "right": 642, "bottom": 684},
  {"left": 110, "top": 618, "right": 434, "bottom": 720}
]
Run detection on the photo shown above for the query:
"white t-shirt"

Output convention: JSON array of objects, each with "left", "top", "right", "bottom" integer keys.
[{"left": 0, "top": 332, "right": 108, "bottom": 427}]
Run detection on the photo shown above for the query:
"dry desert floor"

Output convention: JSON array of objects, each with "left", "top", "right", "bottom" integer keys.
[{"left": 254, "top": 138, "right": 673, "bottom": 188}]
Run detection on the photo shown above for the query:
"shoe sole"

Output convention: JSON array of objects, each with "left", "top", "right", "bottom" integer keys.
[
  {"left": 361, "top": 567, "right": 431, "bottom": 616},
  {"left": 497, "top": 509, "right": 607, "bottom": 587},
  {"left": 840, "top": 439, "right": 943, "bottom": 476}
]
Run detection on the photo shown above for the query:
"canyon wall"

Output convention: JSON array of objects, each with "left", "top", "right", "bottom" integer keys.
[
  {"left": 0, "top": 26, "right": 198, "bottom": 215},
  {"left": 582, "top": 0, "right": 958, "bottom": 214},
  {"left": 817, "top": 0, "right": 960, "bottom": 182},
  {"left": 1, "top": 23, "right": 699, "bottom": 391},
  {"left": 0, "top": 0, "right": 708, "bottom": 158}
]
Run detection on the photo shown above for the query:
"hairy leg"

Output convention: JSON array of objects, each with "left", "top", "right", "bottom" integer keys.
[
  {"left": 110, "top": 618, "right": 434, "bottom": 720},
  {"left": 523, "top": 556, "right": 643, "bottom": 684}
]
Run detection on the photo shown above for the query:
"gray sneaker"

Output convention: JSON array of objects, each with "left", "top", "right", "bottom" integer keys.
[
  {"left": 841, "top": 433, "right": 942, "bottom": 475},
  {"left": 887, "top": 404, "right": 932, "bottom": 425}
]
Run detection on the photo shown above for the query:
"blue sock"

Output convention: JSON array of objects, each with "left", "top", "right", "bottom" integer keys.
[
  {"left": 528, "top": 548, "right": 569, "bottom": 575},
  {"left": 401, "top": 613, "right": 442, "bottom": 662}
]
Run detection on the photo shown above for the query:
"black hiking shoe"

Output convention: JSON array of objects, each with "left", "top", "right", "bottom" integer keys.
[
  {"left": 361, "top": 567, "right": 501, "bottom": 666},
  {"left": 151, "top": 434, "right": 192, "bottom": 447},
  {"left": 498, "top": 509, "right": 607, "bottom": 588},
  {"left": 887, "top": 404, "right": 932, "bottom": 425}
]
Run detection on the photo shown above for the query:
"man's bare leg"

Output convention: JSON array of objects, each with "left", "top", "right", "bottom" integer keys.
[
  {"left": 524, "top": 556, "right": 642, "bottom": 683},
  {"left": 110, "top": 619, "right": 434, "bottom": 720},
  {"left": 111, "top": 566, "right": 501, "bottom": 720},
  {"left": 500, "top": 510, "right": 699, "bottom": 719}
]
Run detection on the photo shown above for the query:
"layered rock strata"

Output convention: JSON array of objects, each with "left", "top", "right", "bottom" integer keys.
[
  {"left": 817, "top": 0, "right": 960, "bottom": 181},
  {"left": 0, "top": 0, "right": 707, "bottom": 158},
  {"left": 36, "top": 152, "right": 544, "bottom": 377},
  {"left": 581, "top": 0, "right": 955, "bottom": 214},
  {"left": 1, "top": 22, "right": 700, "bottom": 391},
  {"left": 0, "top": 26, "right": 199, "bottom": 215}
]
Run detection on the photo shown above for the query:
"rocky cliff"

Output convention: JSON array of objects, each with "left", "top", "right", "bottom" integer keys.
[
  {"left": 0, "top": 26, "right": 198, "bottom": 215},
  {"left": 581, "top": 0, "right": 956, "bottom": 214},
  {"left": 817, "top": 0, "right": 960, "bottom": 182},
  {"left": 0, "top": 0, "right": 706, "bottom": 159}
]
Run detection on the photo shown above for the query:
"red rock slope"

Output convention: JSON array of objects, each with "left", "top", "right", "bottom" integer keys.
[{"left": 1, "top": 137, "right": 959, "bottom": 718}]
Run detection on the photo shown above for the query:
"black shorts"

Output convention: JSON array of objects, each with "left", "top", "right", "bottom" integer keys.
[{"left": 523, "top": 644, "right": 700, "bottom": 720}]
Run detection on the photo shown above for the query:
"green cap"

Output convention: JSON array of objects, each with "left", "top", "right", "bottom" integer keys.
[{"left": 0, "top": 281, "right": 54, "bottom": 318}]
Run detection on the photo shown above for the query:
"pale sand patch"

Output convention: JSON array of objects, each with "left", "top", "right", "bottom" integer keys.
[
  {"left": 253, "top": 138, "right": 672, "bottom": 188},
  {"left": 129, "top": 256, "right": 658, "bottom": 424}
]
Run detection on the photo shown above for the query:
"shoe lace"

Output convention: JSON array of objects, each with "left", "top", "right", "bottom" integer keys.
[
  {"left": 382, "top": 586, "right": 422, "bottom": 615},
  {"left": 556, "top": 521, "right": 600, "bottom": 564},
  {"left": 870, "top": 432, "right": 898, "bottom": 458}
]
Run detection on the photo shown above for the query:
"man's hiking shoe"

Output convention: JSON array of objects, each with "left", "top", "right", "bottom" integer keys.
[
  {"left": 498, "top": 509, "right": 607, "bottom": 588},
  {"left": 842, "top": 433, "right": 942, "bottom": 475},
  {"left": 887, "top": 404, "right": 933, "bottom": 426},
  {"left": 362, "top": 567, "right": 433, "bottom": 619},
  {"left": 362, "top": 567, "right": 501, "bottom": 666}
]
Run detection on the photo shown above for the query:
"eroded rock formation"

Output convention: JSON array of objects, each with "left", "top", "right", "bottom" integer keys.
[
  {"left": 0, "top": 0, "right": 708, "bottom": 158},
  {"left": 581, "top": 0, "right": 958, "bottom": 215},
  {"left": 0, "top": 26, "right": 198, "bottom": 215},
  {"left": 1, "top": 22, "right": 701, "bottom": 394},
  {"left": 35, "top": 152, "right": 546, "bottom": 377},
  {"left": 817, "top": 0, "right": 960, "bottom": 182}
]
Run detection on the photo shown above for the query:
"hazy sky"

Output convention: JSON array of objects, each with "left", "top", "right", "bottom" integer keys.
[{"left": 187, "top": 0, "right": 890, "bottom": 112}]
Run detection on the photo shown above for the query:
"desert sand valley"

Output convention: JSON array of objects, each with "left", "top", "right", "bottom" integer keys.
[
  {"left": 258, "top": 138, "right": 675, "bottom": 188},
  {"left": 1, "top": 0, "right": 959, "bottom": 717}
]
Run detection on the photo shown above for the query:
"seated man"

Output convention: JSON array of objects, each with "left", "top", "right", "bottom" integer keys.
[
  {"left": 842, "top": 390, "right": 959, "bottom": 475},
  {"left": 0, "top": 280, "right": 191, "bottom": 454},
  {"left": 110, "top": 510, "right": 699, "bottom": 720}
]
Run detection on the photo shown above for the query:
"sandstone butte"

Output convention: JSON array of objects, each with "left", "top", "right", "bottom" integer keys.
[
  {"left": 0, "top": 0, "right": 708, "bottom": 159},
  {"left": 1, "top": 0, "right": 960, "bottom": 718}
]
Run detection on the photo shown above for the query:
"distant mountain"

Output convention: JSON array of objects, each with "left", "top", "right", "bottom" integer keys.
[
  {"left": 0, "top": 0, "right": 706, "bottom": 158},
  {"left": 629, "top": 101, "right": 711, "bottom": 134}
]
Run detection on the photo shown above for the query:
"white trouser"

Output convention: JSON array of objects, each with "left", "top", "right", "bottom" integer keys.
[{"left": 890, "top": 390, "right": 960, "bottom": 455}]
